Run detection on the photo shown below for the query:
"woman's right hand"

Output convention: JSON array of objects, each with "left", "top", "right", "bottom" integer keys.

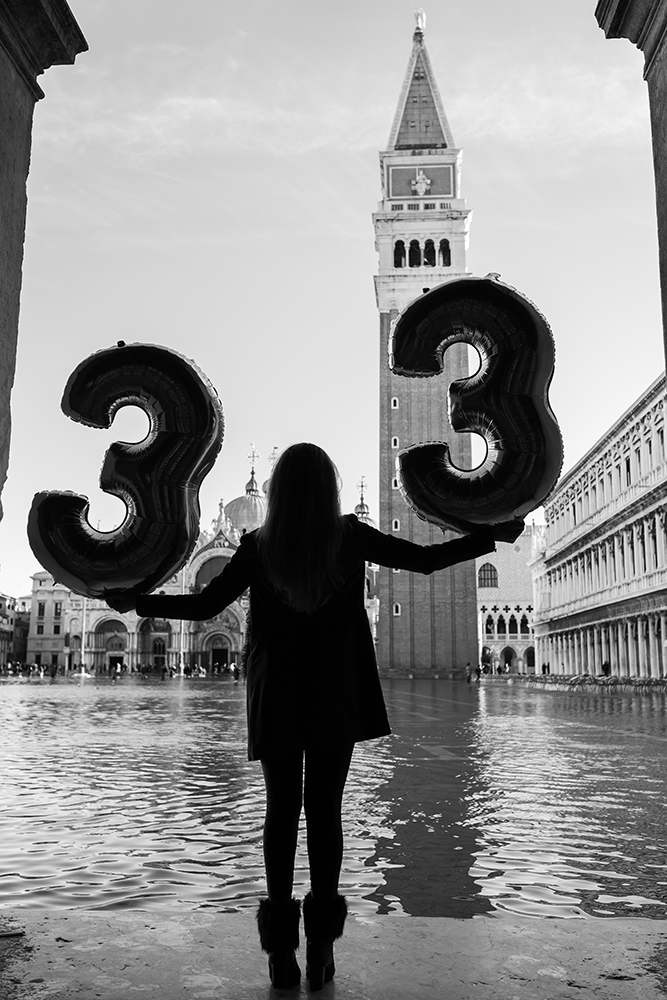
[{"left": 490, "top": 519, "right": 525, "bottom": 544}]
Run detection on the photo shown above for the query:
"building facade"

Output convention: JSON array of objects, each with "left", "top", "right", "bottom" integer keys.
[
  {"left": 596, "top": 1, "right": 667, "bottom": 369},
  {"left": 476, "top": 524, "right": 538, "bottom": 673},
  {"left": 374, "top": 16, "right": 478, "bottom": 677},
  {"left": 24, "top": 462, "right": 381, "bottom": 674},
  {"left": 531, "top": 374, "right": 667, "bottom": 677},
  {"left": 26, "top": 473, "right": 262, "bottom": 674}
]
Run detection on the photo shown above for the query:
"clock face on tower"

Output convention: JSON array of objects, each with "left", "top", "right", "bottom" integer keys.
[{"left": 388, "top": 165, "right": 454, "bottom": 199}]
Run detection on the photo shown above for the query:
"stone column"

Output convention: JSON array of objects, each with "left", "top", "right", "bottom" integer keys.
[
  {"left": 628, "top": 619, "right": 638, "bottom": 676},
  {"left": 0, "top": 2, "right": 88, "bottom": 520},
  {"left": 637, "top": 617, "right": 648, "bottom": 677},
  {"left": 649, "top": 615, "right": 659, "bottom": 679},
  {"left": 660, "top": 512, "right": 667, "bottom": 568},
  {"left": 597, "top": 0, "right": 667, "bottom": 364},
  {"left": 593, "top": 625, "right": 604, "bottom": 674},
  {"left": 661, "top": 614, "right": 667, "bottom": 678},
  {"left": 618, "top": 620, "right": 628, "bottom": 675},
  {"left": 613, "top": 622, "right": 621, "bottom": 676}
]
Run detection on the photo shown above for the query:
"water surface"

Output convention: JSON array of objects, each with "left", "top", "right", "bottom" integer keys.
[{"left": 1, "top": 677, "right": 665, "bottom": 918}]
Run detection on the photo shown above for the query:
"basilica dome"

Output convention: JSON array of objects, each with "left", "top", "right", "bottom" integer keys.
[
  {"left": 225, "top": 470, "right": 267, "bottom": 534},
  {"left": 354, "top": 493, "right": 377, "bottom": 528}
]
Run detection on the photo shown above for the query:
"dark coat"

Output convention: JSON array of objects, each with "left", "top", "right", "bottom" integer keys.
[{"left": 135, "top": 514, "right": 495, "bottom": 760}]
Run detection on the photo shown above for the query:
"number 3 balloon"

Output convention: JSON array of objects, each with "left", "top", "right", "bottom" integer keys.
[
  {"left": 27, "top": 342, "right": 224, "bottom": 602},
  {"left": 390, "top": 275, "right": 563, "bottom": 534}
]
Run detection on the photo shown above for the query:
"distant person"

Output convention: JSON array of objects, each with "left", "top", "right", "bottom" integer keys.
[
  {"left": 231, "top": 661, "right": 240, "bottom": 683},
  {"left": 107, "top": 442, "right": 522, "bottom": 990},
  {"left": 475, "top": 664, "right": 482, "bottom": 682},
  {"left": 466, "top": 662, "right": 473, "bottom": 684}
]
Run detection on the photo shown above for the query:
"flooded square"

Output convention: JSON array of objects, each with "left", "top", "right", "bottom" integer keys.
[{"left": 1, "top": 676, "right": 666, "bottom": 920}]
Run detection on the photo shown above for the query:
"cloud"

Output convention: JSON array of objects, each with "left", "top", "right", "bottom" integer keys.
[
  {"left": 35, "top": 37, "right": 649, "bottom": 169},
  {"left": 450, "top": 61, "right": 648, "bottom": 146}
]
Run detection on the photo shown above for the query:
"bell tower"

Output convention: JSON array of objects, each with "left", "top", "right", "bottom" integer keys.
[{"left": 374, "top": 12, "right": 478, "bottom": 676}]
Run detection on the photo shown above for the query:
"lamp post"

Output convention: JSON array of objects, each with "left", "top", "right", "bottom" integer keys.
[{"left": 179, "top": 568, "right": 185, "bottom": 676}]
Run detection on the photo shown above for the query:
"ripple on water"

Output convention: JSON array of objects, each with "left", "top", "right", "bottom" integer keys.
[{"left": 1, "top": 678, "right": 667, "bottom": 918}]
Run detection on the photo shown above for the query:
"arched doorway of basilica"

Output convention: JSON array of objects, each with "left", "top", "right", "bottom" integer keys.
[
  {"left": 94, "top": 619, "right": 128, "bottom": 674},
  {"left": 205, "top": 632, "right": 231, "bottom": 674},
  {"left": 524, "top": 646, "right": 535, "bottom": 672},
  {"left": 138, "top": 618, "right": 172, "bottom": 674}
]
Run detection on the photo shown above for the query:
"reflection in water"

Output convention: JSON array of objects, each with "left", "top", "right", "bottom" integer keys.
[
  {"left": 361, "top": 680, "right": 493, "bottom": 917},
  {"left": 1, "top": 678, "right": 667, "bottom": 918},
  {"left": 0, "top": 679, "right": 399, "bottom": 915},
  {"left": 463, "top": 685, "right": 667, "bottom": 918}
]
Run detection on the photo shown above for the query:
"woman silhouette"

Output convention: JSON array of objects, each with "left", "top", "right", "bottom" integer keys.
[{"left": 112, "top": 442, "right": 522, "bottom": 990}]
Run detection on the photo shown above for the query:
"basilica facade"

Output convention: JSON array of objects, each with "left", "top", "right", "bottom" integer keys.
[
  {"left": 25, "top": 463, "right": 380, "bottom": 675},
  {"left": 26, "top": 470, "right": 266, "bottom": 674},
  {"left": 531, "top": 374, "right": 667, "bottom": 678}
]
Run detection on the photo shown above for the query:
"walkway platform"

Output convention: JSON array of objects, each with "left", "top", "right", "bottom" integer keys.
[{"left": 2, "top": 909, "right": 667, "bottom": 999}]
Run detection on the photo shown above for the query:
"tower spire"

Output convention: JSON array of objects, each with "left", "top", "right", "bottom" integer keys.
[{"left": 387, "top": 12, "right": 453, "bottom": 151}]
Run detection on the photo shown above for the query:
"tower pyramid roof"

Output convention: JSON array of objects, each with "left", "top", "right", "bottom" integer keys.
[{"left": 387, "top": 16, "right": 454, "bottom": 151}]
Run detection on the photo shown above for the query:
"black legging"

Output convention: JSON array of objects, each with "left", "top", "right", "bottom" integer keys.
[{"left": 261, "top": 743, "right": 354, "bottom": 903}]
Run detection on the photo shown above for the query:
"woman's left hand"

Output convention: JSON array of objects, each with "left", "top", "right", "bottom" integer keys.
[{"left": 105, "top": 594, "right": 136, "bottom": 614}]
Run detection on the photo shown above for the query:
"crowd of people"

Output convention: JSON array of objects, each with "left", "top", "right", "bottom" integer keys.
[{"left": 0, "top": 660, "right": 247, "bottom": 681}]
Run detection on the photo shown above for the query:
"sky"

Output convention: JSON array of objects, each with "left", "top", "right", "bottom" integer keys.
[{"left": 0, "top": 0, "right": 664, "bottom": 598}]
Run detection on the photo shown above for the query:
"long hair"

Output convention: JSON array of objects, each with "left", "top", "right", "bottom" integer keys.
[{"left": 256, "top": 443, "right": 345, "bottom": 614}]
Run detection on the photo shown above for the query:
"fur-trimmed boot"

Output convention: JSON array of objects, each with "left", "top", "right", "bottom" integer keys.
[
  {"left": 256, "top": 897, "right": 301, "bottom": 989},
  {"left": 302, "top": 891, "right": 347, "bottom": 991}
]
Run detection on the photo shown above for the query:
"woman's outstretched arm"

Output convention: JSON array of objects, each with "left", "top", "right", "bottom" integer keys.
[
  {"left": 108, "top": 538, "right": 253, "bottom": 621},
  {"left": 353, "top": 517, "right": 523, "bottom": 574}
]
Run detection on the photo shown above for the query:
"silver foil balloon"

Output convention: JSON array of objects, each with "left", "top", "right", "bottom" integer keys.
[
  {"left": 389, "top": 275, "right": 563, "bottom": 534},
  {"left": 28, "top": 342, "right": 224, "bottom": 601}
]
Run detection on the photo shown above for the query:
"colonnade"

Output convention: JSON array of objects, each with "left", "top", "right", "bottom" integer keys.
[
  {"left": 536, "top": 612, "right": 666, "bottom": 678},
  {"left": 545, "top": 511, "right": 666, "bottom": 607}
]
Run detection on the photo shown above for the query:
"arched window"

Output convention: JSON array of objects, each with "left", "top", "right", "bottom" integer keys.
[
  {"left": 423, "top": 239, "right": 436, "bottom": 266},
  {"left": 393, "top": 240, "right": 406, "bottom": 268},
  {"left": 520, "top": 615, "right": 530, "bottom": 635},
  {"left": 391, "top": 397, "right": 399, "bottom": 409},
  {"left": 497, "top": 615, "right": 506, "bottom": 635},
  {"left": 391, "top": 436, "right": 399, "bottom": 448},
  {"left": 393, "top": 603, "right": 401, "bottom": 616},
  {"left": 392, "top": 518, "right": 400, "bottom": 531},
  {"left": 509, "top": 615, "right": 518, "bottom": 635},
  {"left": 439, "top": 239, "right": 451, "bottom": 267},
  {"left": 478, "top": 563, "right": 498, "bottom": 588},
  {"left": 392, "top": 477, "right": 399, "bottom": 489},
  {"left": 409, "top": 240, "right": 421, "bottom": 267},
  {"left": 485, "top": 615, "right": 494, "bottom": 635}
]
